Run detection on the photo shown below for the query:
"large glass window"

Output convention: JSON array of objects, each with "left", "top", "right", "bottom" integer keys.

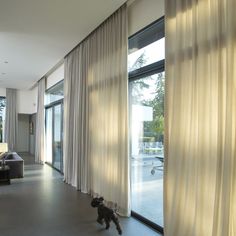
[
  {"left": 45, "top": 81, "right": 64, "bottom": 105},
  {"left": 129, "top": 17, "right": 164, "bottom": 232},
  {"left": 45, "top": 81, "right": 64, "bottom": 172},
  {"left": 129, "top": 38, "right": 165, "bottom": 72},
  {"left": 0, "top": 97, "right": 6, "bottom": 142},
  {"left": 53, "top": 104, "right": 63, "bottom": 171},
  {"left": 45, "top": 107, "right": 53, "bottom": 164}
]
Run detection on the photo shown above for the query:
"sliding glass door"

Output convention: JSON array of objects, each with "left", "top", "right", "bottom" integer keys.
[
  {"left": 130, "top": 72, "right": 164, "bottom": 227},
  {"left": 45, "top": 107, "right": 53, "bottom": 164},
  {"left": 53, "top": 104, "right": 63, "bottom": 171},
  {"left": 45, "top": 102, "right": 63, "bottom": 172},
  {"left": 45, "top": 80, "right": 64, "bottom": 173},
  {"left": 0, "top": 97, "right": 6, "bottom": 142}
]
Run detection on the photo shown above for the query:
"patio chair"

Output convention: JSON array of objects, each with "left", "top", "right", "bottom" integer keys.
[{"left": 151, "top": 155, "right": 164, "bottom": 175}]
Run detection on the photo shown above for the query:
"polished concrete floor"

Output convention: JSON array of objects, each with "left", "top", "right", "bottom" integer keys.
[{"left": 0, "top": 153, "right": 162, "bottom": 236}]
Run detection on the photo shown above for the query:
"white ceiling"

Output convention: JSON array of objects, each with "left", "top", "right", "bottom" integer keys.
[{"left": 0, "top": 0, "right": 127, "bottom": 89}]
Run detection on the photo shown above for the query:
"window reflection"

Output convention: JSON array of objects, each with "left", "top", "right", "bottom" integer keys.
[
  {"left": 128, "top": 38, "right": 165, "bottom": 72},
  {"left": 130, "top": 72, "right": 164, "bottom": 227}
]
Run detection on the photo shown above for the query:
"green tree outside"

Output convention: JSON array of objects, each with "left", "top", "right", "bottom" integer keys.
[{"left": 130, "top": 52, "right": 165, "bottom": 143}]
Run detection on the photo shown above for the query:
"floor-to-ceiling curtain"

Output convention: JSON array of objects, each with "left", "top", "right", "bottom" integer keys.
[
  {"left": 35, "top": 78, "right": 45, "bottom": 164},
  {"left": 64, "top": 45, "right": 87, "bottom": 189},
  {"left": 4, "top": 88, "right": 17, "bottom": 151},
  {"left": 64, "top": 4, "right": 129, "bottom": 216},
  {"left": 165, "top": 1, "right": 236, "bottom": 236}
]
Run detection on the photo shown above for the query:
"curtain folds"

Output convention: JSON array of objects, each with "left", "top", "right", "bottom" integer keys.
[
  {"left": 64, "top": 4, "right": 129, "bottom": 216},
  {"left": 35, "top": 78, "right": 45, "bottom": 164},
  {"left": 4, "top": 88, "right": 17, "bottom": 151},
  {"left": 165, "top": 1, "right": 236, "bottom": 236}
]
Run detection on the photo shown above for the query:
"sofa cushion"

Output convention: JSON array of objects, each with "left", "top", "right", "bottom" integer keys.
[
  {"left": 4, "top": 153, "right": 14, "bottom": 160},
  {"left": 2, "top": 152, "right": 24, "bottom": 178}
]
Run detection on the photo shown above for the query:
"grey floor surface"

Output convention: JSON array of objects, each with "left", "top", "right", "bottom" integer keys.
[
  {"left": 0, "top": 153, "right": 162, "bottom": 236},
  {"left": 131, "top": 155, "right": 164, "bottom": 226}
]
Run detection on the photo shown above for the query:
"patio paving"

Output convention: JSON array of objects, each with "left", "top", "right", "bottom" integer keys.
[{"left": 131, "top": 155, "right": 163, "bottom": 227}]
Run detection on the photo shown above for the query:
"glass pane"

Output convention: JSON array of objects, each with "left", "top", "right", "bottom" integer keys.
[
  {"left": 53, "top": 104, "right": 62, "bottom": 171},
  {"left": 130, "top": 72, "right": 165, "bottom": 226},
  {"left": 45, "top": 108, "right": 53, "bottom": 163},
  {"left": 128, "top": 38, "right": 165, "bottom": 72},
  {"left": 45, "top": 81, "right": 64, "bottom": 105},
  {"left": 0, "top": 97, "right": 6, "bottom": 142}
]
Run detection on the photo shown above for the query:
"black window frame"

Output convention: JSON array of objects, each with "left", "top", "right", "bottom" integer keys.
[{"left": 129, "top": 16, "right": 165, "bottom": 235}]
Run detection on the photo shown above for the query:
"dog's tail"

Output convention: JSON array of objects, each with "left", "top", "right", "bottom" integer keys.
[{"left": 113, "top": 203, "right": 119, "bottom": 213}]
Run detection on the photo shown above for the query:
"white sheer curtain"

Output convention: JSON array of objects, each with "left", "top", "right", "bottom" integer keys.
[
  {"left": 165, "top": 1, "right": 236, "bottom": 236},
  {"left": 64, "top": 4, "right": 129, "bottom": 216},
  {"left": 35, "top": 78, "right": 45, "bottom": 164},
  {"left": 63, "top": 45, "right": 88, "bottom": 189},
  {"left": 4, "top": 88, "right": 17, "bottom": 151}
]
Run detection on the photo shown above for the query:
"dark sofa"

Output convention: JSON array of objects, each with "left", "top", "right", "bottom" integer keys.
[{"left": 0, "top": 152, "right": 24, "bottom": 179}]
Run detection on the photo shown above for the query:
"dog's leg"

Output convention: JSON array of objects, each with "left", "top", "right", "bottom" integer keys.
[
  {"left": 97, "top": 215, "right": 104, "bottom": 225},
  {"left": 104, "top": 218, "right": 110, "bottom": 230},
  {"left": 112, "top": 215, "right": 122, "bottom": 235}
]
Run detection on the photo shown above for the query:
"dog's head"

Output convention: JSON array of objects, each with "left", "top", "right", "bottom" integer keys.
[{"left": 91, "top": 197, "right": 104, "bottom": 208}]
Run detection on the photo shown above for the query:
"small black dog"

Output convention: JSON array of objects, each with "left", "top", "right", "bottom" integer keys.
[{"left": 91, "top": 197, "right": 122, "bottom": 235}]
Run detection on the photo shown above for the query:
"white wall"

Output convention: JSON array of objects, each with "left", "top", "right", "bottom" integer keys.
[
  {"left": 0, "top": 62, "right": 63, "bottom": 122},
  {"left": 128, "top": 0, "right": 164, "bottom": 37},
  {"left": 0, "top": 87, "right": 37, "bottom": 114},
  {"left": 0, "top": 88, "right": 6, "bottom": 97},
  {"left": 16, "top": 63, "right": 64, "bottom": 114},
  {"left": 17, "top": 88, "right": 37, "bottom": 114},
  {"left": 46, "top": 63, "right": 64, "bottom": 90}
]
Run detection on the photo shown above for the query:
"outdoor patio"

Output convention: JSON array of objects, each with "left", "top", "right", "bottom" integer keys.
[{"left": 131, "top": 154, "right": 163, "bottom": 227}]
